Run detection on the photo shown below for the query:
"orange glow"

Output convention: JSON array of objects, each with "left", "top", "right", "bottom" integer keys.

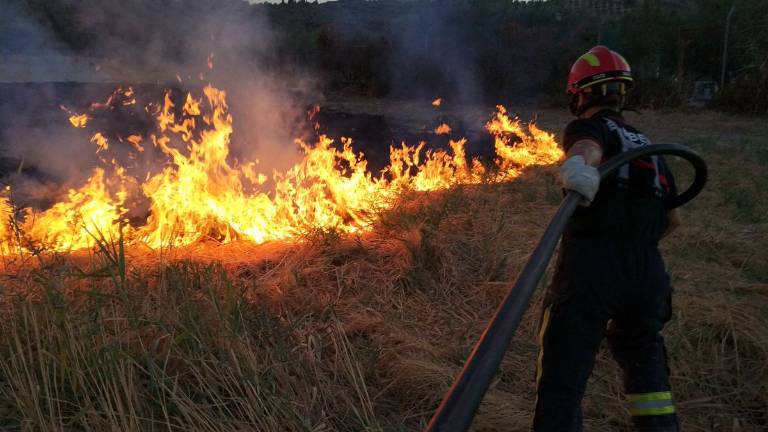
[
  {"left": 432, "top": 98, "right": 442, "bottom": 107},
  {"left": 435, "top": 123, "right": 452, "bottom": 135},
  {"left": 0, "top": 87, "right": 563, "bottom": 254},
  {"left": 126, "top": 135, "right": 145, "bottom": 152}
]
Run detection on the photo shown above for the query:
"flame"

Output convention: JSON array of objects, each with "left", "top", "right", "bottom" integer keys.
[
  {"left": 308, "top": 105, "right": 321, "bottom": 132},
  {"left": 90, "top": 86, "right": 135, "bottom": 110},
  {"left": 126, "top": 135, "right": 144, "bottom": 152},
  {"left": 122, "top": 87, "right": 136, "bottom": 105},
  {"left": 0, "top": 193, "right": 16, "bottom": 256},
  {"left": 435, "top": 123, "right": 452, "bottom": 135},
  {"left": 68, "top": 113, "right": 90, "bottom": 128},
  {"left": 63, "top": 87, "right": 136, "bottom": 131},
  {"left": 21, "top": 168, "right": 129, "bottom": 251},
  {"left": 432, "top": 98, "right": 442, "bottom": 107},
  {"left": 0, "top": 86, "right": 563, "bottom": 254},
  {"left": 486, "top": 106, "right": 561, "bottom": 176},
  {"left": 91, "top": 132, "right": 109, "bottom": 153}
]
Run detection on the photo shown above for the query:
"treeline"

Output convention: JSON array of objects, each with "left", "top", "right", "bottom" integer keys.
[
  {"left": 261, "top": 0, "right": 767, "bottom": 114},
  {"left": 10, "top": 0, "right": 768, "bottom": 114}
]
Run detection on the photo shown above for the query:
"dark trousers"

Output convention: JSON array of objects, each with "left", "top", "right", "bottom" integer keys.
[{"left": 533, "top": 238, "right": 679, "bottom": 432}]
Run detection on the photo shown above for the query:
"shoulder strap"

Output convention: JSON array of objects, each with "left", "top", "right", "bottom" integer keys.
[{"left": 602, "top": 118, "right": 663, "bottom": 196}]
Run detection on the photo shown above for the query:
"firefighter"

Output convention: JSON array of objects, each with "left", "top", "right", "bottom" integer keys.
[{"left": 533, "top": 46, "right": 681, "bottom": 432}]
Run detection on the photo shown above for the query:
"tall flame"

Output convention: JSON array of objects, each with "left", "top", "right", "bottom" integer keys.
[
  {"left": 0, "top": 86, "right": 563, "bottom": 254},
  {"left": 0, "top": 194, "right": 15, "bottom": 256},
  {"left": 21, "top": 168, "right": 130, "bottom": 251}
]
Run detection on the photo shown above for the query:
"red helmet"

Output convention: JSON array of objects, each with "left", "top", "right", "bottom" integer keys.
[{"left": 567, "top": 45, "right": 634, "bottom": 95}]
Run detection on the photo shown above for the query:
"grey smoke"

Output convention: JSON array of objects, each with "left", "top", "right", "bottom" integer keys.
[
  {"left": 387, "top": 2, "right": 482, "bottom": 106},
  {"left": 0, "top": 0, "right": 317, "bottom": 210}
]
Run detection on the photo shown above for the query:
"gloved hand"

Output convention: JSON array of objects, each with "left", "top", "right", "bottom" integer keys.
[{"left": 559, "top": 155, "right": 600, "bottom": 205}]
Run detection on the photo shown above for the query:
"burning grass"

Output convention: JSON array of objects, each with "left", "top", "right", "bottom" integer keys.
[
  {"left": 1, "top": 109, "right": 767, "bottom": 431},
  {"left": 0, "top": 86, "right": 562, "bottom": 254}
]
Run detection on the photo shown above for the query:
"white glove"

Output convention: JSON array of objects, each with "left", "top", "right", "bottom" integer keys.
[{"left": 559, "top": 155, "right": 600, "bottom": 205}]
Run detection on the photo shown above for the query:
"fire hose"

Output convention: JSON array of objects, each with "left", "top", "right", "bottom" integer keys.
[{"left": 425, "top": 143, "right": 708, "bottom": 432}]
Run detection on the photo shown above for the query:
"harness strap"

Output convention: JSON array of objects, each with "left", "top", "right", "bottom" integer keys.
[{"left": 603, "top": 118, "right": 663, "bottom": 197}]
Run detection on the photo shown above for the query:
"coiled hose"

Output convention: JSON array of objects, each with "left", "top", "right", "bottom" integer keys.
[{"left": 425, "top": 144, "right": 708, "bottom": 432}]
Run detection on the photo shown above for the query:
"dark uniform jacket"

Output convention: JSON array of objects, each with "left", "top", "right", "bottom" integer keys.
[
  {"left": 547, "top": 109, "right": 678, "bottom": 306},
  {"left": 563, "top": 109, "right": 677, "bottom": 242}
]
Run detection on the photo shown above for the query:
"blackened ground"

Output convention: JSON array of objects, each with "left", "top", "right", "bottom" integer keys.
[{"left": 312, "top": 107, "right": 496, "bottom": 173}]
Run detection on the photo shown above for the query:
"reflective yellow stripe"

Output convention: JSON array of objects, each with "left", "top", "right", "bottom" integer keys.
[
  {"left": 531, "top": 305, "right": 553, "bottom": 429},
  {"left": 579, "top": 52, "right": 601, "bottom": 67},
  {"left": 535, "top": 305, "right": 552, "bottom": 387},
  {"left": 628, "top": 392, "right": 676, "bottom": 417},
  {"left": 630, "top": 405, "right": 676, "bottom": 417},
  {"left": 627, "top": 391, "right": 673, "bottom": 402}
]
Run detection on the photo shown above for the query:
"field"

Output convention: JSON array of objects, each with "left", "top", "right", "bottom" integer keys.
[{"left": 1, "top": 105, "right": 767, "bottom": 431}]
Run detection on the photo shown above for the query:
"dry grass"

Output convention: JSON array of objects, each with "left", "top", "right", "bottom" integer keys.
[{"left": 1, "top": 109, "right": 767, "bottom": 431}]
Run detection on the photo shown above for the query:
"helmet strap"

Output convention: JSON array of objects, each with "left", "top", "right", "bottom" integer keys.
[
  {"left": 569, "top": 94, "right": 581, "bottom": 116},
  {"left": 571, "top": 95, "right": 606, "bottom": 117}
]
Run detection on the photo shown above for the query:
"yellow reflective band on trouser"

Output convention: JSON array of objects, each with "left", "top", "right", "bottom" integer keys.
[
  {"left": 535, "top": 305, "right": 553, "bottom": 387},
  {"left": 628, "top": 391, "right": 673, "bottom": 402},
  {"left": 531, "top": 305, "right": 553, "bottom": 430},
  {"left": 627, "top": 392, "right": 676, "bottom": 417}
]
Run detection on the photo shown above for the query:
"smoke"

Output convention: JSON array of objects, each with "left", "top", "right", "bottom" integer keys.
[
  {"left": 72, "top": 0, "right": 319, "bottom": 174},
  {"left": 0, "top": 0, "right": 318, "bottom": 209},
  {"left": 386, "top": 2, "right": 482, "bottom": 106}
]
